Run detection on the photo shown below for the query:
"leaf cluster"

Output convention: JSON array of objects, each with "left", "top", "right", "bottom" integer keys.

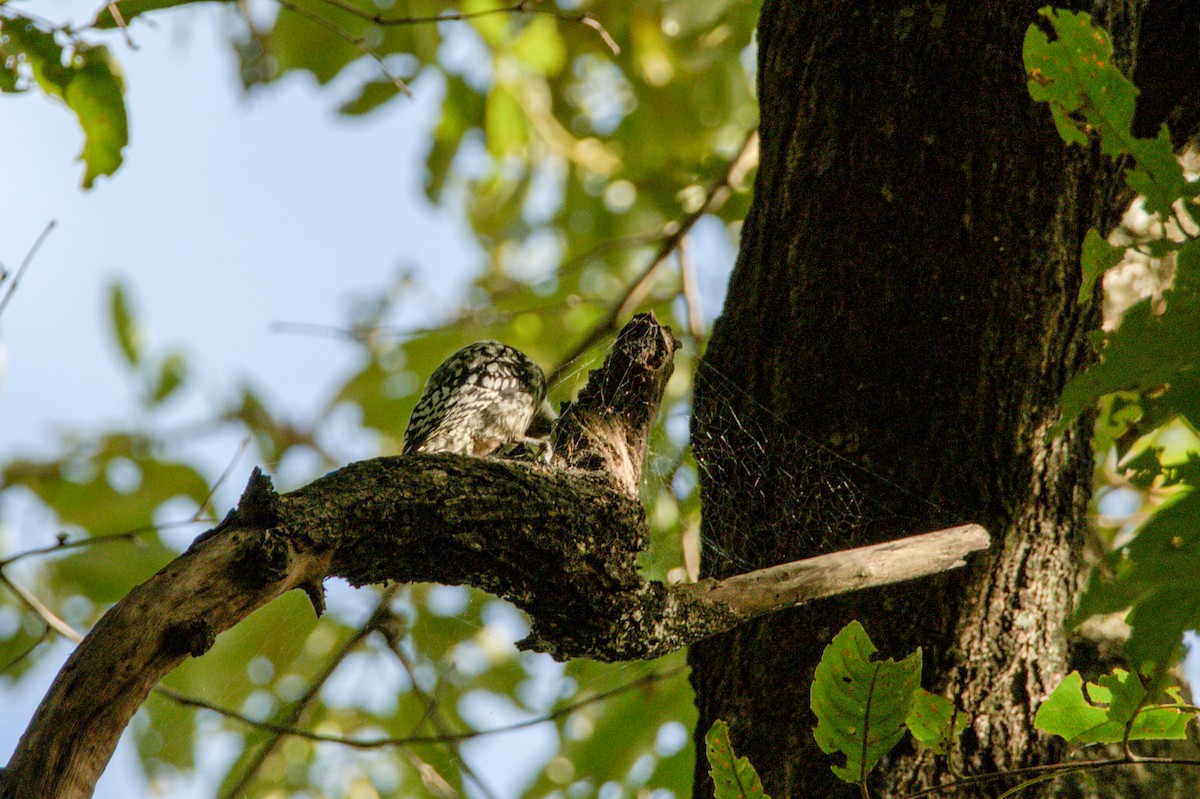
[
  {"left": 1025, "top": 7, "right": 1200, "bottom": 696},
  {"left": 722, "top": 622, "right": 1193, "bottom": 798}
]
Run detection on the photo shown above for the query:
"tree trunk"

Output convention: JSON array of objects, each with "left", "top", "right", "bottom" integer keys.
[{"left": 689, "top": 2, "right": 1141, "bottom": 796}]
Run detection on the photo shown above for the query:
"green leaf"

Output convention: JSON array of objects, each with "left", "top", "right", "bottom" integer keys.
[
  {"left": 1123, "top": 125, "right": 1192, "bottom": 218},
  {"left": 1072, "top": 483, "right": 1200, "bottom": 676},
  {"left": 0, "top": 20, "right": 128, "bottom": 186},
  {"left": 0, "top": 57, "right": 22, "bottom": 93},
  {"left": 1078, "top": 229, "right": 1126, "bottom": 305},
  {"left": 1035, "top": 669, "right": 1189, "bottom": 746},
  {"left": 1, "top": 16, "right": 72, "bottom": 98},
  {"left": 1036, "top": 672, "right": 1109, "bottom": 743},
  {"left": 338, "top": 79, "right": 405, "bottom": 116},
  {"left": 906, "top": 689, "right": 967, "bottom": 755},
  {"left": 1023, "top": 8, "right": 1192, "bottom": 217},
  {"left": 232, "top": 386, "right": 300, "bottom": 462},
  {"left": 139, "top": 690, "right": 197, "bottom": 772},
  {"left": 330, "top": 355, "right": 416, "bottom": 440},
  {"left": 150, "top": 352, "right": 188, "bottom": 404},
  {"left": 109, "top": 282, "right": 142, "bottom": 367},
  {"left": 1053, "top": 238, "right": 1200, "bottom": 435},
  {"left": 426, "top": 74, "right": 485, "bottom": 201},
  {"left": 66, "top": 46, "right": 129, "bottom": 188},
  {"left": 484, "top": 83, "right": 528, "bottom": 158},
  {"left": 509, "top": 15, "right": 567, "bottom": 75},
  {"left": 706, "top": 719, "right": 771, "bottom": 799},
  {"left": 810, "top": 621, "right": 923, "bottom": 785}
]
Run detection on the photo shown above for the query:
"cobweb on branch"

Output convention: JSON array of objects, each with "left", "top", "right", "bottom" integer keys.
[{"left": 681, "top": 360, "right": 967, "bottom": 579}]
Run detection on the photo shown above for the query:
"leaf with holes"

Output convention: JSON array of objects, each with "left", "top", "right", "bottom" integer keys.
[
  {"left": 906, "top": 689, "right": 967, "bottom": 755},
  {"left": 1023, "top": 8, "right": 1191, "bottom": 217},
  {"left": 706, "top": 719, "right": 770, "bottom": 799},
  {"left": 811, "top": 621, "right": 923, "bottom": 785}
]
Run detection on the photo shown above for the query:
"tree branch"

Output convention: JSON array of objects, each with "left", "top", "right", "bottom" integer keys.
[{"left": 0, "top": 312, "right": 989, "bottom": 799}]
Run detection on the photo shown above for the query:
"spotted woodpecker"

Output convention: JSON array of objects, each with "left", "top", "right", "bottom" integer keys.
[{"left": 402, "top": 340, "right": 550, "bottom": 458}]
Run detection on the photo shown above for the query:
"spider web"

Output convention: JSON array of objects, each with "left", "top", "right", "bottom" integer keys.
[{"left": 678, "top": 359, "right": 968, "bottom": 579}]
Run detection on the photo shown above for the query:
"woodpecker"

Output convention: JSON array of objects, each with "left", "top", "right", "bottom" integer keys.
[{"left": 402, "top": 340, "right": 549, "bottom": 458}]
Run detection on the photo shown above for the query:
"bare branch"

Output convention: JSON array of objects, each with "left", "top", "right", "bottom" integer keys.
[
  {"left": 678, "top": 235, "right": 704, "bottom": 337},
  {"left": 157, "top": 664, "right": 681, "bottom": 749},
  {"left": 0, "top": 221, "right": 56, "bottom": 318},
  {"left": 0, "top": 521, "right": 194, "bottom": 568},
  {"left": 676, "top": 524, "right": 992, "bottom": 618},
  {"left": 194, "top": 436, "right": 250, "bottom": 521},
  {"left": 0, "top": 572, "right": 83, "bottom": 643}
]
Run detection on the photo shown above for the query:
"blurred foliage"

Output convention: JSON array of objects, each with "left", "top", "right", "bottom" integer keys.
[
  {"left": 1, "top": 0, "right": 755, "bottom": 796},
  {"left": 5, "top": 2, "right": 1200, "bottom": 797},
  {"left": 0, "top": 14, "right": 128, "bottom": 187}
]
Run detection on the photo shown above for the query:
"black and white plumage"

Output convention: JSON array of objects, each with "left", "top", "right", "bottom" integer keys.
[{"left": 402, "top": 340, "right": 548, "bottom": 457}]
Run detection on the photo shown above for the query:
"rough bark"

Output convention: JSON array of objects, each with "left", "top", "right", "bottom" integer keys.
[{"left": 689, "top": 2, "right": 1151, "bottom": 797}]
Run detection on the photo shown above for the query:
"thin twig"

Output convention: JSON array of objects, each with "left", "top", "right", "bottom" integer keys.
[
  {"left": 547, "top": 130, "right": 758, "bottom": 384},
  {"left": 216, "top": 586, "right": 399, "bottom": 799},
  {"left": 898, "top": 754, "right": 1200, "bottom": 799},
  {"left": 273, "top": 0, "right": 412, "bottom": 96},
  {"left": 0, "top": 521, "right": 199, "bottom": 568},
  {"left": 0, "top": 572, "right": 83, "bottom": 643},
  {"left": 314, "top": 0, "right": 619, "bottom": 55},
  {"left": 678, "top": 235, "right": 704, "bottom": 337},
  {"left": 194, "top": 437, "right": 251, "bottom": 521},
  {"left": 387, "top": 637, "right": 501, "bottom": 799},
  {"left": 269, "top": 321, "right": 369, "bottom": 343},
  {"left": 105, "top": 3, "right": 136, "bottom": 48},
  {"left": 161, "top": 662, "right": 683, "bottom": 750},
  {"left": 0, "top": 221, "right": 56, "bottom": 318}
]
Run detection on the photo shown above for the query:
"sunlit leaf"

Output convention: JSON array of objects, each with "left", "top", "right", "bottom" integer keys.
[
  {"left": 1024, "top": 8, "right": 1192, "bottom": 217},
  {"left": 906, "top": 689, "right": 966, "bottom": 755},
  {"left": 109, "top": 281, "right": 142, "bottom": 367},
  {"left": 67, "top": 46, "right": 128, "bottom": 187},
  {"left": 1035, "top": 669, "right": 1189, "bottom": 745}
]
